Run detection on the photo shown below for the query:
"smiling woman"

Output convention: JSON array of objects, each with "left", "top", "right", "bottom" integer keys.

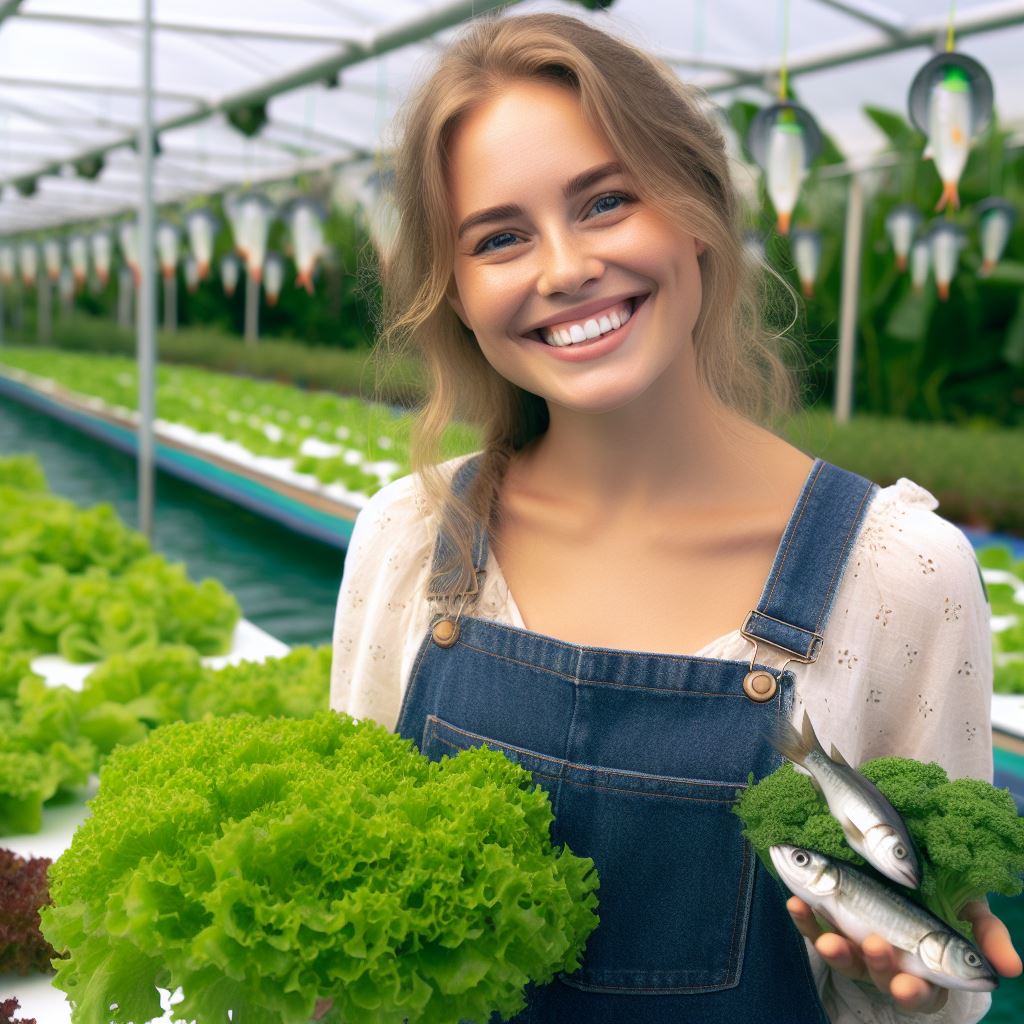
[{"left": 331, "top": 11, "right": 1018, "bottom": 1024}]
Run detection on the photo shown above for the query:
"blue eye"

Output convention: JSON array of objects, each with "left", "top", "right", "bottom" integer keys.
[
  {"left": 475, "top": 231, "right": 518, "bottom": 255},
  {"left": 590, "top": 193, "right": 628, "bottom": 215}
]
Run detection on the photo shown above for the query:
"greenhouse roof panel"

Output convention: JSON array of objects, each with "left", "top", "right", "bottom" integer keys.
[{"left": 1, "top": 0, "right": 1022, "bottom": 236}]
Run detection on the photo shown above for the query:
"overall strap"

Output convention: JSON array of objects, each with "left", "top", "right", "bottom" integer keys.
[
  {"left": 741, "top": 460, "right": 878, "bottom": 665},
  {"left": 427, "top": 454, "right": 489, "bottom": 616}
]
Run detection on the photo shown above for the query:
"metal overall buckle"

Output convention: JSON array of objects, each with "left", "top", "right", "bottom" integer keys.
[
  {"left": 430, "top": 572, "right": 486, "bottom": 649},
  {"left": 739, "top": 611, "right": 822, "bottom": 703}
]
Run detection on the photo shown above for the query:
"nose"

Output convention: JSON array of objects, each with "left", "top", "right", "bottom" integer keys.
[{"left": 536, "top": 230, "right": 604, "bottom": 297}]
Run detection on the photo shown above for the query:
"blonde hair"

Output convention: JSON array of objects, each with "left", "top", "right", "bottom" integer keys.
[{"left": 372, "top": 11, "right": 800, "bottom": 601}]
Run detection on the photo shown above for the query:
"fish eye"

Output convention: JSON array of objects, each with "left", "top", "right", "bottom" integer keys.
[
  {"left": 793, "top": 850, "right": 810, "bottom": 866},
  {"left": 893, "top": 845, "right": 906, "bottom": 859},
  {"left": 964, "top": 951, "right": 982, "bottom": 967}
]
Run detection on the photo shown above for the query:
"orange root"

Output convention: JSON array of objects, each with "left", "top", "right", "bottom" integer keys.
[
  {"left": 266, "top": 294, "right": 278, "bottom": 308},
  {"left": 197, "top": 261, "right": 210, "bottom": 281},
  {"left": 801, "top": 280, "right": 814, "bottom": 298},
  {"left": 980, "top": 258, "right": 995, "bottom": 275},
  {"left": 777, "top": 210, "right": 792, "bottom": 236},
  {"left": 937, "top": 281, "right": 950, "bottom": 301},
  {"left": 934, "top": 181, "right": 960, "bottom": 212},
  {"left": 895, "top": 255, "right": 907, "bottom": 272},
  {"left": 295, "top": 271, "right": 315, "bottom": 295}
]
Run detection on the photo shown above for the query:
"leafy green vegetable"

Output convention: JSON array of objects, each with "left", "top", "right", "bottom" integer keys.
[
  {"left": 0, "top": 847, "right": 61, "bottom": 975},
  {"left": 41, "top": 713, "right": 600, "bottom": 1024},
  {"left": 734, "top": 756, "right": 1024, "bottom": 934},
  {"left": 0, "top": 455, "right": 48, "bottom": 493}
]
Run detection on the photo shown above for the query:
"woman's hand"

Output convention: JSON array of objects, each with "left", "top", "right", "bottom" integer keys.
[{"left": 787, "top": 896, "right": 1022, "bottom": 1015}]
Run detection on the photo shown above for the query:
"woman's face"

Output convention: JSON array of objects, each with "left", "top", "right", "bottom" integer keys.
[{"left": 446, "top": 79, "right": 705, "bottom": 415}]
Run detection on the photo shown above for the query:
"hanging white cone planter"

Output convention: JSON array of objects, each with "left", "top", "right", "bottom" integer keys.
[
  {"left": 43, "top": 238, "right": 62, "bottom": 284},
  {"left": 286, "top": 198, "right": 326, "bottom": 294},
  {"left": 908, "top": 52, "right": 993, "bottom": 212},
  {"left": 884, "top": 204, "right": 922, "bottom": 272},
  {"left": 747, "top": 101, "right": 822, "bottom": 235},
  {"left": 224, "top": 193, "right": 247, "bottom": 261},
  {"left": 263, "top": 252, "right": 285, "bottom": 306},
  {"left": 118, "top": 222, "right": 141, "bottom": 287},
  {"left": 184, "top": 256, "right": 200, "bottom": 294},
  {"left": 742, "top": 231, "right": 766, "bottom": 267},
  {"left": 18, "top": 242, "right": 39, "bottom": 289},
  {"left": 237, "top": 193, "right": 275, "bottom": 281},
  {"left": 928, "top": 221, "right": 967, "bottom": 301},
  {"left": 911, "top": 238, "right": 931, "bottom": 296},
  {"left": 90, "top": 229, "right": 113, "bottom": 289},
  {"left": 790, "top": 228, "right": 822, "bottom": 298},
  {"left": 220, "top": 254, "right": 241, "bottom": 297},
  {"left": 156, "top": 222, "right": 180, "bottom": 282},
  {"left": 68, "top": 235, "right": 89, "bottom": 292},
  {"left": 0, "top": 245, "right": 15, "bottom": 286},
  {"left": 975, "top": 198, "right": 1015, "bottom": 276},
  {"left": 185, "top": 209, "right": 219, "bottom": 281}
]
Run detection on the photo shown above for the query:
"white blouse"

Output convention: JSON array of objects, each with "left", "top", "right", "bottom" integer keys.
[{"left": 330, "top": 454, "right": 994, "bottom": 1024}]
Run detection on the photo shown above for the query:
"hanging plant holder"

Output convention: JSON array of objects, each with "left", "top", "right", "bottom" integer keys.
[
  {"left": 227, "top": 102, "right": 269, "bottom": 138},
  {"left": 18, "top": 241, "right": 39, "bottom": 289},
  {"left": 790, "top": 228, "right": 822, "bottom": 298},
  {"left": 975, "top": 198, "right": 1016, "bottom": 275},
  {"left": 235, "top": 193, "right": 275, "bottom": 281},
  {"left": 747, "top": 101, "right": 822, "bottom": 235},
  {"left": 184, "top": 256, "right": 200, "bottom": 294},
  {"left": 285, "top": 197, "right": 327, "bottom": 295},
  {"left": 884, "top": 204, "right": 922, "bottom": 272},
  {"left": 220, "top": 254, "right": 241, "bottom": 297},
  {"left": 118, "top": 222, "right": 141, "bottom": 287},
  {"left": 742, "top": 231, "right": 767, "bottom": 267},
  {"left": 43, "top": 238, "right": 62, "bottom": 283},
  {"left": 156, "top": 222, "right": 181, "bottom": 281},
  {"left": 908, "top": 52, "right": 993, "bottom": 212},
  {"left": 0, "top": 245, "right": 15, "bottom": 286},
  {"left": 74, "top": 155, "right": 105, "bottom": 181},
  {"left": 68, "top": 235, "right": 89, "bottom": 291},
  {"left": 927, "top": 221, "right": 967, "bottom": 301},
  {"left": 185, "top": 209, "right": 219, "bottom": 281},
  {"left": 14, "top": 176, "right": 38, "bottom": 198},
  {"left": 263, "top": 253, "right": 285, "bottom": 307},
  {"left": 90, "top": 230, "right": 113, "bottom": 289}
]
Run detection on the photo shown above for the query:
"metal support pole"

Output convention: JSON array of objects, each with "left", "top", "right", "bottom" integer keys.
[
  {"left": 37, "top": 270, "right": 51, "bottom": 344},
  {"left": 117, "top": 268, "right": 133, "bottom": 328},
  {"left": 137, "top": 0, "right": 156, "bottom": 540},
  {"left": 834, "top": 174, "right": 864, "bottom": 424},
  {"left": 14, "top": 280, "right": 23, "bottom": 336},
  {"left": 163, "top": 273, "right": 177, "bottom": 332},
  {"left": 244, "top": 269, "right": 260, "bottom": 344},
  {"left": 0, "top": 284, "right": 5, "bottom": 346}
]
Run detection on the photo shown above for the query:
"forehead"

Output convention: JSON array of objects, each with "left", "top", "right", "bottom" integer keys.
[{"left": 446, "top": 80, "right": 619, "bottom": 215}]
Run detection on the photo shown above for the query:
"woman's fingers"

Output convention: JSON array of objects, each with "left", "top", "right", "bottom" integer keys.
[
  {"left": 960, "top": 901, "right": 1023, "bottom": 977},
  {"left": 861, "top": 935, "right": 948, "bottom": 1014},
  {"left": 787, "top": 896, "right": 825, "bottom": 942}
]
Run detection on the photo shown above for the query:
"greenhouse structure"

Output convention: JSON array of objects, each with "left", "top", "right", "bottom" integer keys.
[{"left": 1, "top": 1, "right": 1023, "bottom": 1022}]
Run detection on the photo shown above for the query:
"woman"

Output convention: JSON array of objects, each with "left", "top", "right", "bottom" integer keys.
[{"left": 330, "top": 11, "right": 1018, "bottom": 1022}]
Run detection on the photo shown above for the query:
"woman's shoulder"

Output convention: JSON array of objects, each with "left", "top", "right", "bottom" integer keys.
[
  {"left": 350, "top": 452, "right": 479, "bottom": 551},
  {"left": 852, "top": 473, "right": 983, "bottom": 595}
]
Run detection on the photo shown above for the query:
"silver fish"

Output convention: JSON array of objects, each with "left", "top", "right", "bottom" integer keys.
[
  {"left": 770, "top": 713, "right": 920, "bottom": 888},
  {"left": 771, "top": 845, "right": 997, "bottom": 992}
]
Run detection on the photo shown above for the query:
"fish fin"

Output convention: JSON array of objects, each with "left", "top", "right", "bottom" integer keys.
[
  {"left": 829, "top": 743, "right": 852, "bottom": 768},
  {"left": 841, "top": 814, "right": 866, "bottom": 845},
  {"left": 768, "top": 715, "right": 809, "bottom": 767},
  {"left": 800, "top": 712, "right": 828, "bottom": 760}
]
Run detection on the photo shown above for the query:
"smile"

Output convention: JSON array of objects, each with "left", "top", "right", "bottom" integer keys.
[{"left": 532, "top": 295, "right": 647, "bottom": 347}]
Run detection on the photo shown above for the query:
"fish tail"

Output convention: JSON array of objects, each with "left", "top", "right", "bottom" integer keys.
[
  {"left": 777, "top": 210, "right": 792, "bottom": 235},
  {"left": 769, "top": 714, "right": 814, "bottom": 767},
  {"left": 935, "top": 182, "right": 960, "bottom": 212}
]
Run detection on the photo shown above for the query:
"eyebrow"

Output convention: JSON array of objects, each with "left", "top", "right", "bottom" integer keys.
[{"left": 456, "top": 161, "right": 624, "bottom": 241}]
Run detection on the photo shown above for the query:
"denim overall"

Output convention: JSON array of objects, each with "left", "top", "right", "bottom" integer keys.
[{"left": 396, "top": 456, "right": 877, "bottom": 1024}]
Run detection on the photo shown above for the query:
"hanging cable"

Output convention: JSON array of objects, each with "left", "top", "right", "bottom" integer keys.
[
  {"left": 946, "top": 1, "right": 957, "bottom": 53},
  {"left": 778, "top": 0, "right": 792, "bottom": 100}
]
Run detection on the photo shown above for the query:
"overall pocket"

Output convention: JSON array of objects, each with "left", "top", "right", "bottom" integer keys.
[{"left": 422, "top": 715, "right": 756, "bottom": 995}]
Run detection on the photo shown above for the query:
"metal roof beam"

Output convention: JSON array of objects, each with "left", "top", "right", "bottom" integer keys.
[
  {"left": 16, "top": 9, "right": 369, "bottom": 47},
  {"left": 0, "top": 0, "right": 518, "bottom": 190},
  {"left": 667, "top": 0, "right": 1024, "bottom": 93},
  {"left": 812, "top": 0, "right": 909, "bottom": 39},
  {"left": 0, "top": 75, "right": 202, "bottom": 104}
]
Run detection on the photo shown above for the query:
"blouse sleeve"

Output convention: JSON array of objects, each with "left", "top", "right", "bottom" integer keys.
[
  {"left": 806, "top": 479, "right": 994, "bottom": 1024},
  {"left": 329, "top": 474, "right": 435, "bottom": 731}
]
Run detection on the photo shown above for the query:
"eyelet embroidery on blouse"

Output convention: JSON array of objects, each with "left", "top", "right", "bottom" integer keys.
[
  {"left": 944, "top": 597, "right": 962, "bottom": 622},
  {"left": 917, "top": 695, "right": 935, "bottom": 718}
]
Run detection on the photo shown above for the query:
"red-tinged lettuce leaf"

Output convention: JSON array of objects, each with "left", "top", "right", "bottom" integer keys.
[{"left": 0, "top": 848, "right": 61, "bottom": 975}]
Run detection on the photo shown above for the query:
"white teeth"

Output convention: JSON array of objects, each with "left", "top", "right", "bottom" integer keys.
[{"left": 540, "top": 297, "right": 638, "bottom": 346}]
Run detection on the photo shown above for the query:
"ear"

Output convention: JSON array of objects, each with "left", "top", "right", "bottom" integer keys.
[{"left": 694, "top": 239, "right": 706, "bottom": 257}]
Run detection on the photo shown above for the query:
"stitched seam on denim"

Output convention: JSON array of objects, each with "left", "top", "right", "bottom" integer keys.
[
  {"left": 554, "top": 648, "right": 585, "bottom": 821},
  {"left": 560, "top": 976, "right": 735, "bottom": 994},
  {"left": 814, "top": 480, "right": 875, "bottom": 634},
  {"left": 431, "top": 732, "right": 562, "bottom": 781},
  {"left": 763, "top": 459, "right": 825, "bottom": 609},
  {"left": 427, "top": 716, "right": 747, "bottom": 791},
  {"left": 394, "top": 630, "right": 434, "bottom": 737},
  {"left": 458, "top": 639, "right": 762, "bottom": 689},
  {"left": 724, "top": 837, "right": 752, "bottom": 982}
]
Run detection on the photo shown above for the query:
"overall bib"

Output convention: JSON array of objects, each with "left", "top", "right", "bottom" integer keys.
[{"left": 396, "top": 457, "right": 877, "bottom": 1024}]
